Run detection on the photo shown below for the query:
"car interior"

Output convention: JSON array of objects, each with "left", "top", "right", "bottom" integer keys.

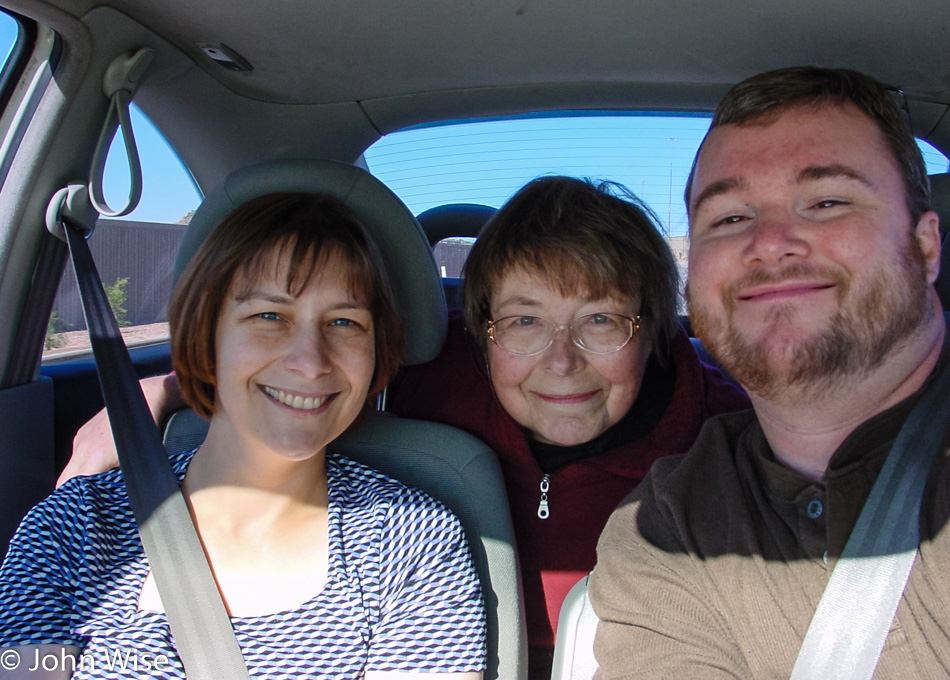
[{"left": 2, "top": 0, "right": 950, "bottom": 678}]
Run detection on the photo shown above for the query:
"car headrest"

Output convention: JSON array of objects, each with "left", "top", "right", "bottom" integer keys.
[
  {"left": 172, "top": 159, "right": 447, "bottom": 366},
  {"left": 930, "top": 173, "right": 950, "bottom": 232},
  {"left": 416, "top": 203, "right": 497, "bottom": 246}
]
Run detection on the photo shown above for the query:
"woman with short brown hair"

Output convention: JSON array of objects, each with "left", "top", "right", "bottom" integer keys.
[{"left": 0, "top": 192, "right": 485, "bottom": 679}]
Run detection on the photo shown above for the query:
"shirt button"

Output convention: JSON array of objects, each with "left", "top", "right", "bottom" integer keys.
[{"left": 807, "top": 499, "right": 824, "bottom": 519}]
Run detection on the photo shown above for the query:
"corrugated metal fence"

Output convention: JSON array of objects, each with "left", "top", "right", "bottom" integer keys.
[
  {"left": 52, "top": 219, "right": 186, "bottom": 332},
  {"left": 51, "top": 221, "right": 478, "bottom": 333},
  {"left": 433, "top": 238, "right": 472, "bottom": 278}
]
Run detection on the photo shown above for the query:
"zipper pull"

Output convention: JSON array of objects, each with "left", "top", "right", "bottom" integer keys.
[{"left": 537, "top": 474, "right": 551, "bottom": 519}]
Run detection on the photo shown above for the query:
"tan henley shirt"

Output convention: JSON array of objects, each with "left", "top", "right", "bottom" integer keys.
[{"left": 591, "top": 373, "right": 950, "bottom": 678}]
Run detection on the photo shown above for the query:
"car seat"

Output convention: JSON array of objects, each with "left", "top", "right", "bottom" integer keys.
[
  {"left": 161, "top": 159, "right": 527, "bottom": 680},
  {"left": 416, "top": 202, "right": 497, "bottom": 309},
  {"left": 550, "top": 574, "right": 598, "bottom": 680},
  {"left": 415, "top": 202, "right": 498, "bottom": 247}
]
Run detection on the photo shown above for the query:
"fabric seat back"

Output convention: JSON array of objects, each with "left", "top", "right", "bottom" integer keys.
[
  {"left": 415, "top": 202, "right": 497, "bottom": 246},
  {"left": 416, "top": 202, "right": 497, "bottom": 308}
]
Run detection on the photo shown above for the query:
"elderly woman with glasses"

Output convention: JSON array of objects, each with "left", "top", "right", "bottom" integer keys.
[
  {"left": 388, "top": 176, "right": 749, "bottom": 678},
  {"left": 65, "top": 176, "right": 749, "bottom": 680}
]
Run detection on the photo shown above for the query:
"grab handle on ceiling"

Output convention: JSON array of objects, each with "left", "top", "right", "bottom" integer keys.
[{"left": 87, "top": 47, "right": 153, "bottom": 217}]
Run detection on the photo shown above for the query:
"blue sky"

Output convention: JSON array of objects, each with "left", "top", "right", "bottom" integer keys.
[
  {"left": 113, "top": 111, "right": 950, "bottom": 236},
  {"left": 102, "top": 108, "right": 202, "bottom": 224},
  {"left": 0, "top": 12, "right": 947, "bottom": 235},
  {"left": 365, "top": 114, "right": 713, "bottom": 236},
  {"left": 366, "top": 114, "right": 950, "bottom": 237},
  {"left": 0, "top": 13, "right": 14, "bottom": 64}
]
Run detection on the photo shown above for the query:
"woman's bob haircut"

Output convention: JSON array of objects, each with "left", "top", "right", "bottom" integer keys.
[
  {"left": 462, "top": 176, "right": 680, "bottom": 359},
  {"left": 169, "top": 192, "right": 405, "bottom": 419}
]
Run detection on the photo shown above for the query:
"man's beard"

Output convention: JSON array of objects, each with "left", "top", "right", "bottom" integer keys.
[{"left": 687, "top": 236, "right": 933, "bottom": 401}]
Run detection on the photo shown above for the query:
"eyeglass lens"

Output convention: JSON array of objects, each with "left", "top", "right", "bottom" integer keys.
[{"left": 490, "top": 313, "right": 635, "bottom": 355}]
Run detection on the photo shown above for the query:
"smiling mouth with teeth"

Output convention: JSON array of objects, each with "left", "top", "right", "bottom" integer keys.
[{"left": 263, "top": 386, "right": 332, "bottom": 411}]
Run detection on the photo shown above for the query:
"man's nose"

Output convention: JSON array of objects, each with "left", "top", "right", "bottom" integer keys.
[{"left": 742, "top": 209, "right": 810, "bottom": 267}]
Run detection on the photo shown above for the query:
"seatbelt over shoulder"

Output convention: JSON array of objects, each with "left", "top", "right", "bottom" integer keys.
[
  {"left": 791, "top": 348, "right": 950, "bottom": 680},
  {"left": 47, "top": 205, "right": 251, "bottom": 680},
  {"left": 43, "top": 46, "right": 252, "bottom": 679}
]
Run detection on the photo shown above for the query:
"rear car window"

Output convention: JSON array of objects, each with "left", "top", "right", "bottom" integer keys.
[{"left": 364, "top": 113, "right": 950, "bottom": 278}]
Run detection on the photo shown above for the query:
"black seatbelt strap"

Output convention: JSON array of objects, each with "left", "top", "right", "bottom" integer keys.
[
  {"left": 60, "top": 215, "right": 251, "bottom": 680},
  {"left": 791, "top": 348, "right": 950, "bottom": 679}
]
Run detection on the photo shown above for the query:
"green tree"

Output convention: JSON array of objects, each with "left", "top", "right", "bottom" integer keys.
[
  {"left": 104, "top": 276, "right": 130, "bottom": 327},
  {"left": 45, "top": 311, "right": 66, "bottom": 349}
]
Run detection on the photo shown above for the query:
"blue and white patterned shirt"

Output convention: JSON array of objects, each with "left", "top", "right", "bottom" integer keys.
[{"left": 0, "top": 451, "right": 486, "bottom": 678}]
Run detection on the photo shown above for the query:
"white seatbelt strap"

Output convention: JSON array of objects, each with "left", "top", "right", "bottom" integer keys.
[
  {"left": 41, "top": 47, "right": 252, "bottom": 679},
  {"left": 47, "top": 207, "right": 251, "bottom": 680},
  {"left": 791, "top": 352, "right": 950, "bottom": 680}
]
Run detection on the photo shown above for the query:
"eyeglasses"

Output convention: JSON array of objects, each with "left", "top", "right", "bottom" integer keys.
[{"left": 486, "top": 313, "right": 641, "bottom": 356}]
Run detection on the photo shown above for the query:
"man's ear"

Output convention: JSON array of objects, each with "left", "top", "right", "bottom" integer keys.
[{"left": 915, "top": 210, "right": 942, "bottom": 284}]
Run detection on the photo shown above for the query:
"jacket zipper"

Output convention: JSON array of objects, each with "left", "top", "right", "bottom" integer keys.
[{"left": 537, "top": 474, "right": 551, "bottom": 519}]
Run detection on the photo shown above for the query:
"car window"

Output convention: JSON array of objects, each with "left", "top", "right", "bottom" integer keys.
[
  {"left": 0, "top": 12, "right": 18, "bottom": 65},
  {"left": 364, "top": 114, "right": 950, "bottom": 279},
  {"left": 30, "top": 111, "right": 950, "bottom": 360},
  {"left": 42, "top": 106, "right": 202, "bottom": 360},
  {"left": 365, "top": 114, "right": 711, "bottom": 234},
  {"left": 0, "top": 10, "right": 34, "bottom": 185},
  {"left": 921, "top": 140, "right": 950, "bottom": 174}
]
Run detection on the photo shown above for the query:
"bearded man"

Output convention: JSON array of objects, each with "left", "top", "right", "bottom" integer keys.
[{"left": 590, "top": 66, "right": 950, "bottom": 678}]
